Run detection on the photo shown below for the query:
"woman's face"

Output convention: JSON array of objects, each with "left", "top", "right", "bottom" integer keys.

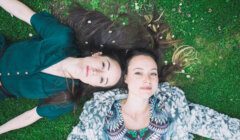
[
  {"left": 125, "top": 55, "right": 159, "bottom": 98},
  {"left": 81, "top": 53, "right": 121, "bottom": 87}
]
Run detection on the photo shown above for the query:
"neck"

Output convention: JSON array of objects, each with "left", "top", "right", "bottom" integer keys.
[{"left": 122, "top": 93, "right": 149, "bottom": 114}]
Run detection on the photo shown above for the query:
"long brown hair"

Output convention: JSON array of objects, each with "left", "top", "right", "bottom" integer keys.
[
  {"left": 45, "top": 4, "right": 194, "bottom": 107},
  {"left": 65, "top": 5, "right": 184, "bottom": 82},
  {"left": 66, "top": 5, "right": 154, "bottom": 53}
]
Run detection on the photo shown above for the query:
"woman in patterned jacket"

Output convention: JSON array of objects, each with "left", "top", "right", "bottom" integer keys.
[{"left": 68, "top": 48, "right": 240, "bottom": 140}]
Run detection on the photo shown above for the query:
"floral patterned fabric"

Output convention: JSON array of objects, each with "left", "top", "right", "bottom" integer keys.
[
  {"left": 104, "top": 99, "right": 169, "bottom": 140},
  {"left": 68, "top": 82, "right": 240, "bottom": 140}
]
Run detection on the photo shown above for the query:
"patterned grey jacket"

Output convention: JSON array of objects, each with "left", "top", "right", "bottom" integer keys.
[{"left": 68, "top": 82, "right": 240, "bottom": 140}]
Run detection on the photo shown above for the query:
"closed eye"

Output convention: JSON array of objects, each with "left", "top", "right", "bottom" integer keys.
[
  {"left": 100, "top": 77, "right": 108, "bottom": 85},
  {"left": 134, "top": 72, "right": 142, "bottom": 75},
  {"left": 100, "top": 77, "right": 104, "bottom": 84},
  {"left": 102, "top": 62, "right": 105, "bottom": 69},
  {"left": 150, "top": 73, "right": 158, "bottom": 76}
]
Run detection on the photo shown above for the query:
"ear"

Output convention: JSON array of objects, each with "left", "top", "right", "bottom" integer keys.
[{"left": 91, "top": 52, "right": 102, "bottom": 57}]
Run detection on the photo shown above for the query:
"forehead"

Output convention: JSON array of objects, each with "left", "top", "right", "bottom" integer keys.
[
  {"left": 128, "top": 55, "right": 157, "bottom": 69},
  {"left": 100, "top": 55, "right": 116, "bottom": 63},
  {"left": 106, "top": 57, "right": 121, "bottom": 86}
]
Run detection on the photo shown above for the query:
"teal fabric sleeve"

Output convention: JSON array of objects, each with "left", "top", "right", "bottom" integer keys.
[
  {"left": 36, "top": 102, "right": 74, "bottom": 120},
  {"left": 29, "top": 12, "right": 75, "bottom": 68},
  {"left": 30, "top": 12, "right": 73, "bottom": 39}
]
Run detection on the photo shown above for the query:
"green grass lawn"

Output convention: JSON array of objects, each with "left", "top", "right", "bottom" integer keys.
[{"left": 0, "top": 0, "right": 239, "bottom": 139}]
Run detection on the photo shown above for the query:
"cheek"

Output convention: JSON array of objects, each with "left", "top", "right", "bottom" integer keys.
[
  {"left": 152, "top": 78, "right": 159, "bottom": 89},
  {"left": 125, "top": 75, "right": 139, "bottom": 85},
  {"left": 153, "top": 84, "right": 158, "bottom": 91},
  {"left": 127, "top": 84, "right": 138, "bottom": 93},
  {"left": 85, "top": 77, "right": 98, "bottom": 86},
  {"left": 152, "top": 76, "right": 159, "bottom": 83},
  {"left": 125, "top": 78, "right": 137, "bottom": 89}
]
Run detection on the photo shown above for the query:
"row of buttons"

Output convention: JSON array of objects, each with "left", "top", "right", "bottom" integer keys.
[{"left": 0, "top": 72, "right": 29, "bottom": 76}]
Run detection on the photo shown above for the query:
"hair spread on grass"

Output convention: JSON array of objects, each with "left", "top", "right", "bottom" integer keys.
[
  {"left": 172, "top": 45, "right": 198, "bottom": 68},
  {"left": 48, "top": 1, "right": 199, "bottom": 105}
]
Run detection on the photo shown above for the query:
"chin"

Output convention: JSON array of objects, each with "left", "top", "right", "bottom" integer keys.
[{"left": 140, "top": 91, "right": 154, "bottom": 99}]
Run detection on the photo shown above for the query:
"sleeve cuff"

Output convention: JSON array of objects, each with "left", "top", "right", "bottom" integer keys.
[
  {"left": 30, "top": 11, "right": 52, "bottom": 26},
  {"left": 36, "top": 102, "right": 74, "bottom": 120}
]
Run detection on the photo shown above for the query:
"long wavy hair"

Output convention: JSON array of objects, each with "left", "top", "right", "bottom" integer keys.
[
  {"left": 65, "top": 5, "right": 184, "bottom": 80},
  {"left": 46, "top": 4, "right": 196, "bottom": 108},
  {"left": 66, "top": 5, "right": 154, "bottom": 53}
]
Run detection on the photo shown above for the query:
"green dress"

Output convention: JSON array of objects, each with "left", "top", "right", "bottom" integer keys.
[{"left": 0, "top": 12, "right": 78, "bottom": 119}]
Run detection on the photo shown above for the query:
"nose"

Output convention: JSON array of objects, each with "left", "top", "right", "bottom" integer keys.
[
  {"left": 143, "top": 75, "right": 151, "bottom": 84},
  {"left": 93, "top": 68, "right": 104, "bottom": 75}
]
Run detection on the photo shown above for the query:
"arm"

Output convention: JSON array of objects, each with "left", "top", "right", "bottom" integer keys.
[
  {"left": 0, "top": 107, "right": 42, "bottom": 135},
  {"left": 0, "top": 0, "right": 35, "bottom": 25},
  {"left": 0, "top": 0, "right": 72, "bottom": 39},
  {"left": 188, "top": 103, "right": 240, "bottom": 139}
]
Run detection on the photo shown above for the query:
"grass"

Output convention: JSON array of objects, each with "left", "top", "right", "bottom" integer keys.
[{"left": 0, "top": 0, "right": 239, "bottom": 139}]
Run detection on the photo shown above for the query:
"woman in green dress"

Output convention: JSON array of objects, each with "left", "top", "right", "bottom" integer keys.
[{"left": 0, "top": 0, "right": 123, "bottom": 134}]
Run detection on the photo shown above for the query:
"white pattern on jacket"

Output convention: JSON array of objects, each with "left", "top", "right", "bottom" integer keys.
[{"left": 68, "top": 82, "right": 240, "bottom": 140}]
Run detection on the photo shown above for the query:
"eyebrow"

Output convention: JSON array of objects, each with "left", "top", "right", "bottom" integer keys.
[
  {"left": 133, "top": 68, "right": 157, "bottom": 70},
  {"left": 102, "top": 59, "right": 110, "bottom": 86},
  {"left": 105, "top": 78, "right": 108, "bottom": 85},
  {"left": 107, "top": 59, "right": 110, "bottom": 70}
]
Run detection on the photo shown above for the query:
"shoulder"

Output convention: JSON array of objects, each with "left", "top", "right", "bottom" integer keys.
[
  {"left": 153, "top": 82, "right": 189, "bottom": 119},
  {"left": 30, "top": 12, "right": 73, "bottom": 38},
  {"left": 71, "top": 88, "right": 127, "bottom": 139},
  {"left": 36, "top": 101, "right": 74, "bottom": 120},
  {"left": 154, "top": 82, "right": 186, "bottom": 104},
  {"left": 80, "top": 88, "right": 127, "bottom": 126},
  {"left": 104, "top": 101, "right": 124, "bottom": 133},
  {"left": 153, "top": 83, "right": 192, "bottom": 139}
]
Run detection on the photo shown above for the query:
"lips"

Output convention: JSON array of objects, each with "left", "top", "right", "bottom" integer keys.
[{"left": 140, "top": 86, "right": 152, "bottom": 90}]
